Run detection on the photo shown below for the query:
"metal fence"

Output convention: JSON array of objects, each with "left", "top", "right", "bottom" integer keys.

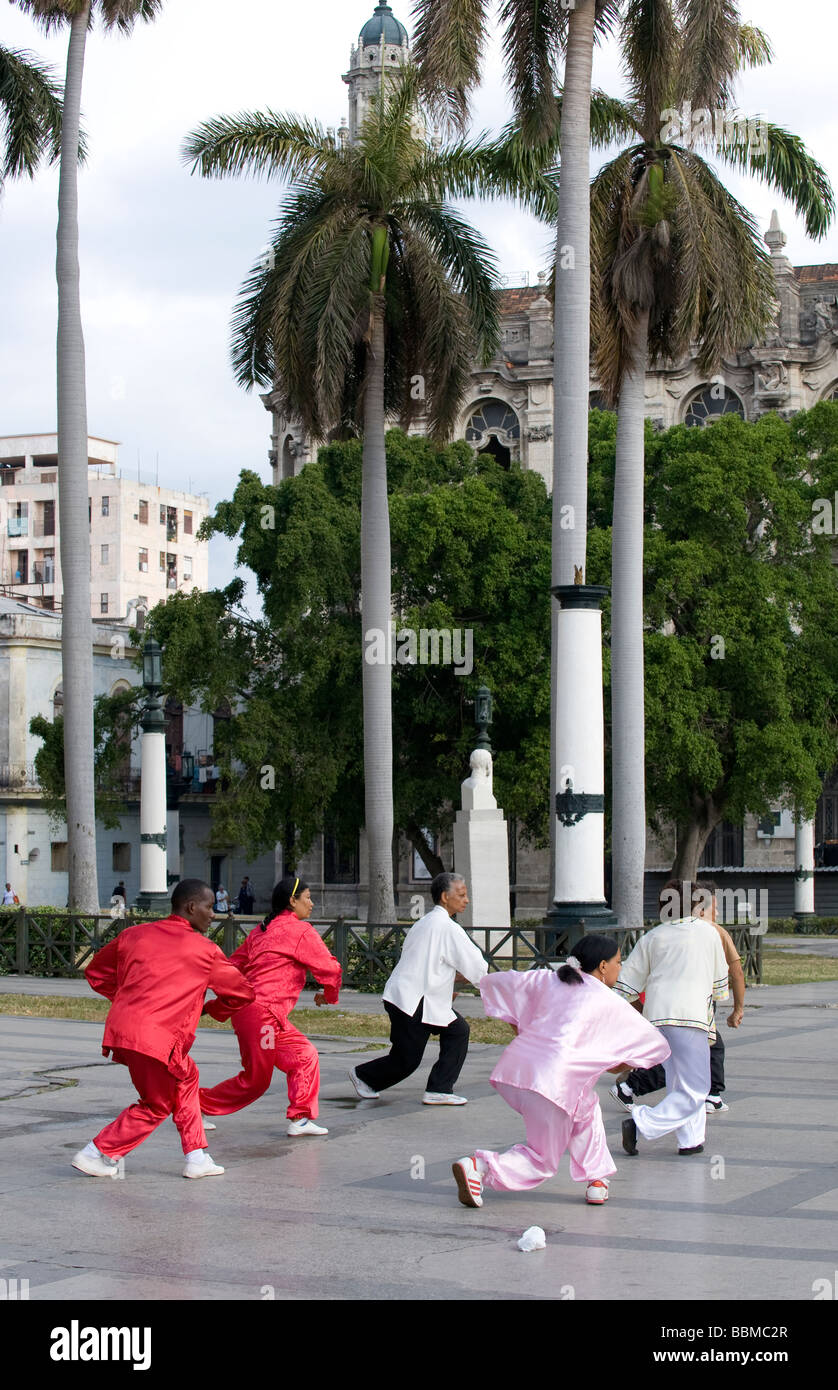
[{"left": 0, "top": 909, "right": 763, "bottom": 984}]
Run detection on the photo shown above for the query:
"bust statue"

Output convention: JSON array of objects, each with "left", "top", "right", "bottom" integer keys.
[{"left": 461, "top": 748, "right": 497, "bottom": 810}]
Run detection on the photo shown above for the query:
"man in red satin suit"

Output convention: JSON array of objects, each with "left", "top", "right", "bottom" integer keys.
[{"left": 72, "top": 879, "right": 254, "bottom": 1180}]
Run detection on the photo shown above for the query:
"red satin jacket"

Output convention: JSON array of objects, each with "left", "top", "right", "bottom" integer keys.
[
  {"left": 204, "top": 910, "right": 341, "bottom": 1027},
  {"left": 85, "top": 915, "right": 254, "bottom": 1078}
]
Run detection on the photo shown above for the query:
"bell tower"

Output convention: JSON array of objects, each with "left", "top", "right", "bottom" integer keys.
[{"left": 343, "top": 4, "right": 410, "bottom": 143}]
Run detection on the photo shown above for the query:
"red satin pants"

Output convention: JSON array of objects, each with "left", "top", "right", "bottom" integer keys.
[
  {"left": 199, "top": 1001, "right": 321, "bottom": 1120},
  {"left": 94, "top": 1047, "right": 206, "bottom": 1158}
]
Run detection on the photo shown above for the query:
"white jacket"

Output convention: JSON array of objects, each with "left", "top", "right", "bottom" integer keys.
[
  {"left": 384, "top": 904, "right": 488, "bottom": 1026},
  {"left": 614, "top": 917, "right": 729, "bottom": 1034}
]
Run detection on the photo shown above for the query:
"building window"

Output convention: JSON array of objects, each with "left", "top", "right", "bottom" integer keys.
[
  {"left": 7, "top": 501, "right": 28, "bottom": 537},
  {"left": 696, "top": 822, "right": 744, "bottom": 869},
  {"left": 684, "top": 386, "right": 745, "bottom": 427},
  {"left": 52, "top": 684, "right": 63, "bottom": 719},
  {"left": 112, "top": 842, "right": 131, "bottom": 872},
  {"left": 51, "top": 842, "right": 68, "bottom": 872},
  {"left": 159, "top": 551, "right": 166, "bottom": 571},
  {"left": 183, "top": 555, "right": 192, "bottom": 581},
  {"left": 101, "top": 496, "right": 110, "bottom": 516},
  {"left": 166, "top": 554, "right": 177, "bottom": 589},
  {"left": 139, "top": 547, "right": 148, "bottom": 572},
  {"left": 465, "top": 398, "right": 521, "bottom": 467},
  {"left": 159, "top": 505, "right": 166, "bottom": 525},
  {"left": 324, "top": 833, "right": 359, "bottom": 884},
  {"left": 138, "top": 499, "right": 148, "bottom": 524},
  {"left": 100, "top": 544, "right": 109, "bottom": 564},
  {"left": 100, "top": 593, "right": 109, "bottom": 614},
  {"left": 165, "top": 506, "right": 178, "bottom": 542},
  {"left": 184, "top": 510, "right": 193, "bottom": 535},
  {"left": 12, "top": 550, "right": 28, "bottom": 583}
]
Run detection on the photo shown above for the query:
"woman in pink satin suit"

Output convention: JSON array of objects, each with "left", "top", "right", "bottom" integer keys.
[{"left": 452, "top": 934, "right": 670, "bottom": 1208}]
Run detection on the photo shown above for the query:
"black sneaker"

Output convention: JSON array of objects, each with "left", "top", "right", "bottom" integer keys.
[{"left": 621, "top": 1116, "right": 638, "bottom": 1156}]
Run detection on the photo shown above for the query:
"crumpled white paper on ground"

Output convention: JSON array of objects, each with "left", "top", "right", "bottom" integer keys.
[{"left": 517, "top": 1225, "right": 546, "bottom": 1252}]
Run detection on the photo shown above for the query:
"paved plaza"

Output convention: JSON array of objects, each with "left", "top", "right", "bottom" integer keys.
[{"left": 1, "top": 978, "right": 837, "bottom": 1302}]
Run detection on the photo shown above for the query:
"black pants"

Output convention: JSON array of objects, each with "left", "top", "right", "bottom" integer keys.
[
  {"left": 354, "top": 999, "right": 470, "bottom": 1095},
  {"left": 627, "top": 1023, "right": 725, "bottom": 1097}
]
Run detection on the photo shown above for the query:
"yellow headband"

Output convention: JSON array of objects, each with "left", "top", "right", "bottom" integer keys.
[{"left": 292, "top": 877, "right": 299, "bottom": 899}]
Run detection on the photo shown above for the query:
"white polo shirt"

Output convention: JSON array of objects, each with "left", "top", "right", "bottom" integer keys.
[
  {"left": 383, "top": 904, "right": 488, "bottom": 1026},
  {"left": 614, "top": 916, "right": 730, "bottom": 1033}
]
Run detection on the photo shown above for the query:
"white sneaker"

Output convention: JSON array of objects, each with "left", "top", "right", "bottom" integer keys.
[
  {"left": 201, "top": 1116, "right": 217, "bottom": 1130},
  {"left": 585, "top": 1179, "right": 610, "bottom": 1205},
  {"left": 287, "top": 1117, "right": 328, "bottom": 1136},
  {"left": 452, "top": 1156, "right": 483, "bottom": 1208},
  {"left": 71, "top": 1144, "right": 120, "bottom": 1179},
  {"left": 705, "top": 1096, "right": 730, "bottom": 1113},
  {"left": 423, "top": 1091, "right": 468, "bottom": 1105},
  {"left": 608, "top": 1082, "right": 634, "bottom": 1111},
  {"left": 182, "top": 1152, "right": 225, "bottom": 1178},
  {"left": 348, "top": 1068, "right": 379, "bottom": 1100}
]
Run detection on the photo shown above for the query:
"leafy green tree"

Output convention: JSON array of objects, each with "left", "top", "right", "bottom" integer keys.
[
  {"left": 588, "top": 405, "right": 838, "bottom": 882},
  {"left": 143, "top": 433, "right": 553, "bottom": 875},
  {"left": 182, "top": 70, "right": 521, "bottom": 922},
  {"left": 16, "top": 0, "right": 164, "bottom": 910},
  {"left": 30, "top": 683, "right": 145, "bottom": 830}
]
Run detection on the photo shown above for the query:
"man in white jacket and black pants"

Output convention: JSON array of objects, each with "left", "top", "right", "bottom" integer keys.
[{"left": 349, "top": 873, "right": 488, "bottom": 1105}]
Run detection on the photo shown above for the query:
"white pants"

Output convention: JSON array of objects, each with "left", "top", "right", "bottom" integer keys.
[{"left": 632, "top": 1026, "right": 709, "bottom": 1150}]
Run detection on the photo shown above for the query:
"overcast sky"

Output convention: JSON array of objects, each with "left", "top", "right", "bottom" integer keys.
[{"left": 2, "top": 0, "right": 837, "bottom": 601}]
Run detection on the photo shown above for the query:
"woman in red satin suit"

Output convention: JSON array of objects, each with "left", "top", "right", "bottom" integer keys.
[{"left": 200, "top": 876, "right": 341, "bottom": 1136}]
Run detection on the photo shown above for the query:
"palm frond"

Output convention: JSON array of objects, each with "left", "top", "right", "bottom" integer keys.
[
  {"left": 0, "top": 44, "right": 65, "bottom": 180},
  {"left": 409, "top": 130, "right": 559, "bottom": 222},
  {"left": 674, "top": 0, "right": 747, "bottom": 109},
  {"left": 182, "top": 112, "right": 337, "bottom": 182},
  {"left": 411, "top": 0, "right": 490, "bottom": 132},
  {"left": 715, "top": 120, "right": 835, "bottom": 241},
  {"left": 621, "top": 0, "right": 680, "bottom": 122},
  {"left": 395, "top": 226, "right": 474, "bottom": 438},
  {"left": 737, "top": 24, "right": 772, "bottom": 69},
  {"left": 14, "top": 1, "right": 90, "bottom": 35},
  {"left": 99, "top": 0, "right": 163, "bottom": 31},
  {"left": 310, "top": 221, "right": 372, "bottom": 427},
  {"left": 499, "top": 0, "right": 566, "bottom": 141},
  {"left": 397, "top": 201, "right": 500, "bottom": 363}
]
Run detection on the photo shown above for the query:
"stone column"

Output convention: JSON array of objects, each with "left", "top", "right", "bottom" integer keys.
[
  {"left": 794, "top": 816, "right": 816, "bottom": 919},
  {"left": 546, "top": 584, "right": 616, "bottom": 945}
]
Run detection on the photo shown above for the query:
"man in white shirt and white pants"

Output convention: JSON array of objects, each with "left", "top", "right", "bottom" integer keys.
[
  {"left": 349, "top": 873, "right": 488, "bottom": 1105},
  {"left": 615, "top": 879, "right": 730, "bottom": 1155}
]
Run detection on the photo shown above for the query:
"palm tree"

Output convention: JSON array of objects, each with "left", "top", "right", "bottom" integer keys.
[
  {"left": 413, "top": 0, "right": 621, "bottom": 923},
  {"left": 0, "top": 42, "right": 65, "bottom": 188},
  {"left": 17, "top": 0, "right": 163, "bottom": 912},
  {"left": 183, "top": 72, "right": 502, "bottom": 924},
  {"left": 589, "top": 0, "right": 834, "bottom": 917}
]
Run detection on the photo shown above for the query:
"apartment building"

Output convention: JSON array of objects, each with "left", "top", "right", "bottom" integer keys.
[{"left": 0, "top": 433, "right": 210, "bottom": 620}]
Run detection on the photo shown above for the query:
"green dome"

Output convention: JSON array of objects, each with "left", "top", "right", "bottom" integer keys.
[{"left": 359, "top": 4, "right": 408, "bottom": 47}]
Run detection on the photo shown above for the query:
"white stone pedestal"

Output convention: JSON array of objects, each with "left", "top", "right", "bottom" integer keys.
[{"left": 452, "top": 748, "right": 510, "bottom": 950}]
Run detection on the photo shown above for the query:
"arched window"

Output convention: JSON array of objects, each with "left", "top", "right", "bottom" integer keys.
[
  {"left": 282, "top": 435, "right": 296, "bottom": 480},
  {"left": 684, "top": 385, "right": 745, "bottom": 427},
  {"left": 589, "top": 391, "right": 612, "bottom": 412},
  {"left": 52, "top": 684, "right": 63, "bottom": 720},
  {"left": 465, "top": 398, "right": 520, "bottom": 467},
  {"left": 821, "top": 383, "right": 838, "bottom": 403}
]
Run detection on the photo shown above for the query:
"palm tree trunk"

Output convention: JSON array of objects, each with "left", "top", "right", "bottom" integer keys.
[
  {"left": 549, "top": 0, "right": 602, "bottom": 917},
  {"left": 552, "top": 0, "right": 596, "bottom": 586},
  {"left": 57, "top": 2, "right": 99, "bottom": 912},
  {"left": 611, "top": 309, "right": 649, "bottom": 927},
  {"left": 361, "top": 296, "right": 396, "bottom": 924}
]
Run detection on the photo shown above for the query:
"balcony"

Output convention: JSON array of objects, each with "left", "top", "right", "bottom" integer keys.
[
  {"left": 0, "top": 763, "right": 39, "bottom": 790},
  {"left": 7, "top": 518, "right": 28, "bottom": 537}
]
